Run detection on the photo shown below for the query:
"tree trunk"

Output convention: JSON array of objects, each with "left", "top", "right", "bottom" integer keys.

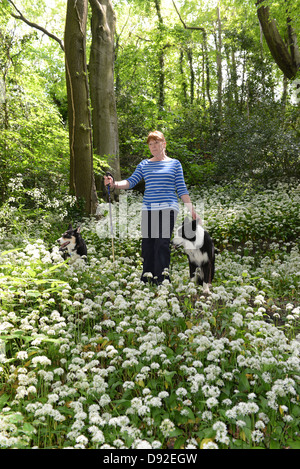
[
  {"left": 256, "top": 0, "right": 300, "bottom": 79},
  {"left": 179, "top": 50, "right": 188, "bottom": 104},
  {"left": 187, "top": 48, "right": 194, "bottom": 105},
  {"left": 231, "top": 50, "right": 238, "bottom": 105},
  {"left": 64, "top": 0, "right": 98, "bottom": 215},
  {"left": 216, "top": 6, "right": 223, "bottom": 120},
  {"left": 203, "top": 31, "right": 212, "bottom": 107},
  {"left": 154, "top": 0, "right": 165, "bottom": 115},
  {"left": 89, "top": 0, "right": 121, "bottom": 197}
]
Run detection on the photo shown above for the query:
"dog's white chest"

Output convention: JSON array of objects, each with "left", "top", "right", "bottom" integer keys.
[{"left": 186, "top": 249, "right": 209, "bottom": 266}]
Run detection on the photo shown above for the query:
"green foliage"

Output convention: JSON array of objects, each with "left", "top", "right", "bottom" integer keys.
[
  {"left": 0, "top": 172, "right": 84, "bottom": 248},
  {"left": 115, "top": 0, "right": 299, "bottom": 187},
  {"left": 202, "top": 179, "right": 300, "bottom": 251},
  {"left": 1, "top": 0, "right": 299, "bottom": 208},
  {"left": 0, "top": 5, "right": 69, "bottom": 207},
  {"left": 210, "top": 104, "right": 300, "bottom": 182},
  {"left": 256, "top": 0, "right": 300, "bottom": 36}
]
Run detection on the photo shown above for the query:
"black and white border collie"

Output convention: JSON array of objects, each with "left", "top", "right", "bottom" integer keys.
[
  {"left": 173, "top": 217, "right": 215, "bottom": 293},
  {"left": 57, "top": 224, "right": 87, "bottom": 261}
]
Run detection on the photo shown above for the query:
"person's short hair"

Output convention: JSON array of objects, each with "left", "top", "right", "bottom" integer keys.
[{"left": 147, "top": 130, "right": 166, "bottom": 144}]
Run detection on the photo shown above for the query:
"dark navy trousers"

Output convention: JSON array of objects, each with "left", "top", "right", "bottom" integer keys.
[{"left": 141, "top": 209, "right": 176, "bottom": 284}]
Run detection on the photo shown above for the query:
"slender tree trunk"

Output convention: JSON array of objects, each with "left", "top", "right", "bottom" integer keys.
[
  {"left": 203, "top": 31, "right": 212, "bottom": 107},
  {"left": 240, "top": 51, "right": 247, "bottom": 111},
  {"left": 154, "top": 0, "right": 165, "bottom": 115},
  {"left": 231, "top": 50, "right": 238, "bottom": 105},
  {"left": 201, "top": 42, "right": 205, "bottom": 105},
  {"left": 179, "top": 50, "right": 188, "bottom": 104},
  {"left": 158, "top": 49, "right": 165, "bottom": 113},
  {"left": 64, "top": 0, "right": 98, "bottom": 215},
  {"left": 187, "top": 48, "right": 194, "bottom": 105},
  {"left": 0, "top": 68, "right": 8, "bottom": 203},
  {"left": 281, "top": 74, "right": 288, "bottom": 111},
  {"left": 256, "top": 0, "right": 300, "bottom": 79},
  {"left": 216, "top": 6, "right": 223, "bottom": 121},
  {"left": 89, "top": 0, "right": 121, "bottom": 197}
]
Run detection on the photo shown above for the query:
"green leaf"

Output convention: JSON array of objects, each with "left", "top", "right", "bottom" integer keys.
[
  {"left": 25, "top": 290, "right": 41, "bottom": 298},
  {"left": 0, "top": 394, "right": 10, "bottom": 410},
  {"left": 174, "top": 436, "right": 186, "bottom": 449},
  {"left": 285, "top": 439, "right": 300, "bottom": 450},
  {"left": 182, "top": 407, "right": 195, "bottom": 420},
  {"left": 8, "top": 413, "right": 24, "bottom": 424},
  {"left": 164, "top": 371, "right": 177, "bottom": 384},
  {"left": 21, "top": 422, "right": 36, "bottom": 436},
  {"left": 238, "top": 372, "right": 250, "bottom": 392},
  {"left": 270, "top": 439, "right": 281, "bottom": 449},
  {"left": 169, "top": 428, "right": 183, "bottom": 438}
]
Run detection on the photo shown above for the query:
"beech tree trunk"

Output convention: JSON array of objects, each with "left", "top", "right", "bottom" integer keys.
[
  {"left": 89, "top": 0, "right": 121, "bottom": 197},
  {"left": 256, "top": 0, "right": 300, "bottom": 79},
  {"left": 64, "top": 0, "right": 98, "bottom": 215}
]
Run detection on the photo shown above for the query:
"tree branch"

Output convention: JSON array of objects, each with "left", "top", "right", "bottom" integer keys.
[
  {"left": 256, "top": 0, "right": 299, "bottom": 79},
  {"left": 171, "top": 0, "right": 205, "bottom": 33},
  {"left": 8, "top": 0, "right": 64, "bottom": 52}
]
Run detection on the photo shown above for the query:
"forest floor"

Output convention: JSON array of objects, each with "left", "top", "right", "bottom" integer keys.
[{"left": 0, "top": 179, "right": 299, "bottom": 449}]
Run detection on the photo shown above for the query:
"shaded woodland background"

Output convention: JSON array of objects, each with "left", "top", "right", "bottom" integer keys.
[{"left": 0, "top": 0, "right": 299, "bottom": 218}]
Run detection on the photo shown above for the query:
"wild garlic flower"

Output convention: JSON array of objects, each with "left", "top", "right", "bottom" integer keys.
[{"left": 159, "top": 418, "right": 175, "bottom": 437}]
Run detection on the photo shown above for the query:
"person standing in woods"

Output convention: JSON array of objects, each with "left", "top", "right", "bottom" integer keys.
[{"left": 104, "top": 130, "right": 200, "bottom": 284}]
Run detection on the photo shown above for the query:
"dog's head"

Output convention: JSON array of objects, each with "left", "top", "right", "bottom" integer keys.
[
  {"left": 173, "top": 217, "right": 204, "bottom": 249},
  {"left": 57, "top": 224, "right": 81, "bottom": 253}
]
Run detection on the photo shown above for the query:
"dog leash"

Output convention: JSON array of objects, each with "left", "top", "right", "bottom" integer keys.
[{"left": 105, "top": 171, "right": 115, "bottom": 262}]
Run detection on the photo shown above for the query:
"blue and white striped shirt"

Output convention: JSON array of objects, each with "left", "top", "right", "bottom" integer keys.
[{"left": 127, "top": 159, "right": 189, "bottom": 212}]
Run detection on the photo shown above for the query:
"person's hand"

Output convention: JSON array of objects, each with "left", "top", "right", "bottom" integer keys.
[
  {"left": 104, "top": 174, "right": 114, "bottom": 189},
  {"left": 192, "top": 209, "right": 202, "bottom": 224}
]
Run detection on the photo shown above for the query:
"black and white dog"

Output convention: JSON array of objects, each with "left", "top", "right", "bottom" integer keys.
[
  {"left": 173, "top": 217, "right": 215, "bottom": 293},
  {"left": 57, "top": 224, "right": 87, "bottom": 261}
]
